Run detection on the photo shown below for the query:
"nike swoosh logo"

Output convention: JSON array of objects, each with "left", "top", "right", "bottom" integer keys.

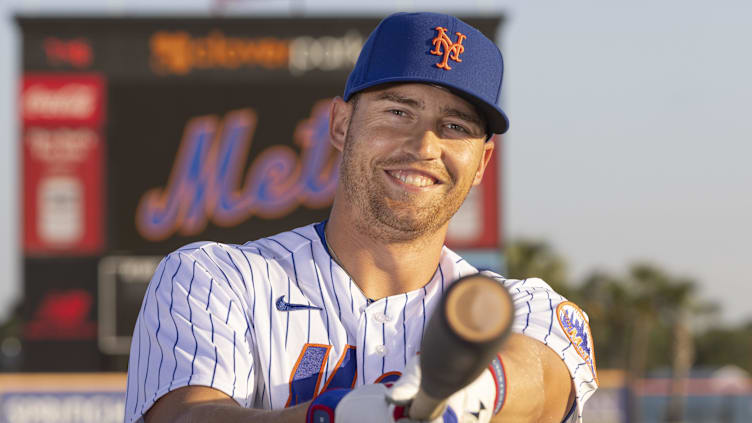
[{"left": 275, "top": 295, "right": 323, "bottom": 312}]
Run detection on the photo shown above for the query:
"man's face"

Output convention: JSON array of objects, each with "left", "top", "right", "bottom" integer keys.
[{"left": 335, "top": 83, "right": 494, "bottom": 241}]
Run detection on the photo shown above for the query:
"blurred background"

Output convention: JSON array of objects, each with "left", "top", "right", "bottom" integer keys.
[{"left": 0, "top": 0, "right": 750, "bottom": 422}]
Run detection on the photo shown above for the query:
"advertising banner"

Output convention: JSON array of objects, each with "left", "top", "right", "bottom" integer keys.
[
  {"left": 21, "top": 74, "right": 105, "bottom": 255},
  {"left": 22, "top": 257, "right": 102, "bottom": 371},
  {"left": 0, "top": 374, "right": 125, "bottom": 423}
]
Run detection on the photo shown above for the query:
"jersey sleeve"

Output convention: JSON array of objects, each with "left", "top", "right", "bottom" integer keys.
[
  {"left": 481, "top": 272, "right": 598, "bottom": 423},
  {"left": 124, "top": 245, "right": 256, "bottom": 423}
]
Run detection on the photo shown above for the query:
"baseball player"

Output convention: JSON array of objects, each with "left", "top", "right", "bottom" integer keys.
[{"left": 124, "top": 12, "right": 598, "bottom": 423}]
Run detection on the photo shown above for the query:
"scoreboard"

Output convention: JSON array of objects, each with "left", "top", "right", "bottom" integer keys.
[{"left": 16, "top": 16, "right": 504, "bottom": 371}]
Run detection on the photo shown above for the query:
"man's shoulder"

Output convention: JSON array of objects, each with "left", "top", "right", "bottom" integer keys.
[
  {"left": 166, "top": 222, "right": 322, "bottom": 266},
  {"left": 440, "top": 247, "right": 563, "bottom": 293},
  {"left": 242, "top": 222, "right": 323, "bottom": 260},
  {"left": 439, "top": 247, "right": 508, "bottom": 281}
]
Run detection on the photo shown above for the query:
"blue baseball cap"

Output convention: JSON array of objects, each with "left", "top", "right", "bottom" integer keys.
[{"left": 344, "top": 12, "right": 509, "bottom": 135}]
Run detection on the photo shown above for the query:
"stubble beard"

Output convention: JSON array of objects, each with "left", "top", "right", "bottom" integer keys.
[{"left": 339, "top": 130, "right": 474, "bottom": 243}]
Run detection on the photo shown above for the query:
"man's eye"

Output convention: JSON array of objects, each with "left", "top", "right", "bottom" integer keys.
[
  {"left": 390, "top": 109, "right": 407, "bottom": 117},
  {"left": 447, "top": 123, "right": 468, "bottom": 133}
]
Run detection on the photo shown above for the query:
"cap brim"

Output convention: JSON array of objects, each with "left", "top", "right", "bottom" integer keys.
[{"left": 452, "top": 89, "right": 509, "bottom": 136}]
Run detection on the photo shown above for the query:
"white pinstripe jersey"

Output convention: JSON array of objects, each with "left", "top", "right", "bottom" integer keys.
[{"left": 124, "top": 221, "right": 598, "bottom": 422}]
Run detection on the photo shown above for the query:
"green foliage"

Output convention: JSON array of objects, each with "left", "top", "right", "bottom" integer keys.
[
  {"left": 0, "top": 302, "right": 22, "bottom": 339},
  {"left": 576, "top": 271, "right": 632, "bottom": 369},
  {"left": 503, "top": 238, "right": 749, "bottom": 374},
  {"left": 504, "top": 239, "right": 573, "bottom": 299},
  {"left": 694, "top": 325, "right": 752, "bottom": 373}
]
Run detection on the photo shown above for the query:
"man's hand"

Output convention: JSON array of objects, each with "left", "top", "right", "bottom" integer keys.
[
  {"left": 307, "top": 355, "right": 496, "bottom": 423},
  {"left": 307, "top": 384, "right": 458, "bottom": 423},
  {"left": 389, "top": 355, "right": 496, "bottom": 423}
]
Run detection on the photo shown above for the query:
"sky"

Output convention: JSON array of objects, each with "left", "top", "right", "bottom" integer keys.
[{"left": 1, "top": 0, "right": 750, "bottom": 325}]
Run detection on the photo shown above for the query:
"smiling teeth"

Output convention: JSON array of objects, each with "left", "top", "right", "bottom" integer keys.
[{"left": 389, "top": 170, "right": 436, "bottom": 187}]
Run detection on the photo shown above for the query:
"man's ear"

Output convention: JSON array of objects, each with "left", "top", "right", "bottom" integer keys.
[
  {"left": 472, "top": 139, "right": 495, "bottom": 186},
  {"left": 329, "top": 96, "right": 352, "bottom": 152}
]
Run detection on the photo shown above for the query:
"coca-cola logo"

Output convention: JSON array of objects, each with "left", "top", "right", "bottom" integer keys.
[{"left": 23, "top": 83, "right": 97, "bottom": 121}]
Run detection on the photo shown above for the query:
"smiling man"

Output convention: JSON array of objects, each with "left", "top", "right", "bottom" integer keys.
[{"left": 124, "top": 12, "right": 598, "bottom": 423}]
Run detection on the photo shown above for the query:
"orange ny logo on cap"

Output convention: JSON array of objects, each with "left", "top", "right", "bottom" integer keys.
[{"left": 430, "top": 26, "right": 467, "bottom": 70}]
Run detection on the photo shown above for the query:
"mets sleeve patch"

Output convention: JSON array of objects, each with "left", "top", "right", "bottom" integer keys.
[{"left": 556, "top": 301, "right": 598, "bottom": 385}]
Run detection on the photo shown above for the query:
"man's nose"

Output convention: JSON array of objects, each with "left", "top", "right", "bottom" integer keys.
[{"left": 403, "top": 129, "right": 442, "bottom": 160}]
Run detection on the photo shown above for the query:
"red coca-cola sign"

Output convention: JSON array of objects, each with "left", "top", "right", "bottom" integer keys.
[
  {"left": 23, "top": 127, "right": 105, "bottom": 254},
  {"left": 21, "top": 74, "right": 105, "bottom": 126},
  {"left": 22, "top": 73, "right": 106, "bottom": 255}
]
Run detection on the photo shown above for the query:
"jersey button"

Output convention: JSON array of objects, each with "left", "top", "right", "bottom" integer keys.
[
  {"left": 375, "top": 345, "right": 388, "bottom": 355},
  {"left": 359, "top": 305, "right": 367, "bottom": 314},
  {"left": 373, "top": 313, "right": 391, "bottom": 323}
]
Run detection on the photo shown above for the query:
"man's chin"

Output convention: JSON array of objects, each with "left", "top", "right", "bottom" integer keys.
[
  {"left": 373, "top": 211, "right": 446, "bottom": 237},
  {"left": 362, "top": 195, "right": 453, "bottom": 239}
]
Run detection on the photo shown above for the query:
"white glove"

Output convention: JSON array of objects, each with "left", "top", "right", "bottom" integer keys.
[
  {"left": 307, "top": 355, "right": 499, "bottom": 423},
  {"left": 387, "top": 355, "right": 497, "bottom": 423}
]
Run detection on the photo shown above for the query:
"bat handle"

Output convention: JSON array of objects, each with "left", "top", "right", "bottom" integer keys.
[{"left": 408, "top": 390, "right": 447, "bottom": 420}]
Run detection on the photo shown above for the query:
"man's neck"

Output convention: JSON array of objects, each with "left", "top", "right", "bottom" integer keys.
[{"left": 325, "top": 204, "right": 448, "bottom": 300}]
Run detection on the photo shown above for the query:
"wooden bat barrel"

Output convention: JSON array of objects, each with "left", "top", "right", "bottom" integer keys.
[{"left": 408, "top": 273, "right": 514, "bottom": 420}]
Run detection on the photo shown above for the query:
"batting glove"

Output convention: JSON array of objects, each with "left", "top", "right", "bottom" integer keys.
[
  {"left": 306, "top": 355, "right": 505, "bottom": 423},
  {"left": 306, "top": 383, "right": 456, "bottom": 423},
  {"left": 387, "top": 355, "right": 501, "bottom": 423}
]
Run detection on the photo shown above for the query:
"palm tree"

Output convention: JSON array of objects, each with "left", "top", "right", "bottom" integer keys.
[
  {"left": 504, "top": 241, "right": 719, "bottom": 422},
  {"left": 577, "top": 271, "right": 633, "bottom": 369},
  {"left": 503, "top": 239, "right": 572, "bottom": 299},
  {"left": 623, "top": 264, "right": 714, "bottom": 423},
  {"left": 577, "top": 263, "right": 710, "bottom": 422}
]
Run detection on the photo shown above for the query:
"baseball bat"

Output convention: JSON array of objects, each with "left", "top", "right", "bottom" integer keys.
[{"left": 408, "top": 273, "right": 514, "bottom": 420}]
